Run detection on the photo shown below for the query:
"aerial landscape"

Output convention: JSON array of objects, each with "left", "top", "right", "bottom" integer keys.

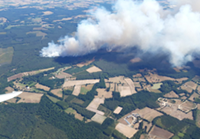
[{"left": 0, "top": 0, "right": 200, "bottom": 139}]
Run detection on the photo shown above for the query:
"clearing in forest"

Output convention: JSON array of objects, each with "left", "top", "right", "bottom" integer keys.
[
  {"left": 91, "top": 113, "right": 106, "bottom": 124},
  {"left": 86, "top": 65, "right": 102, "bottom": 73},
  {"left": 51, "top": 89, "right": 63, "bottom": 98},
  {"left": 149, "top": 126, "right": 174, "bottom": 139},
  {"left": 96, "top": 88, "right": 112, "bottom": 98},
  {"left": 86, "top": 97, "right": 105, "bottom": 115},
  {"left": 113, "top": 106, "right": 123, "bottom": 114},
  {"left": 80, "top": 84, "right": 93, "bottom": 94},
  {"left": 17, "top": 92, "right": 43, "bottom": 103},
  {"left": 65, "top": 108, "right": 84, "bottom": 121},
  {"left": 72, "top": 85, "right": 81, "bottom": 96},
  {"left": 35, "top": 83, "right": 50, "bottom": 91}
]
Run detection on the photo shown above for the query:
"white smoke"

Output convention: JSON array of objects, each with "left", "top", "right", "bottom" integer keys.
[{"left": 40, "top": 0, "right": 200, "bottom": 66}]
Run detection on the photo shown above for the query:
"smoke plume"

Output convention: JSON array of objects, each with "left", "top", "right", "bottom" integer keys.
[{"left": 40, "top": 0, "right": 200, "bottom": 66}]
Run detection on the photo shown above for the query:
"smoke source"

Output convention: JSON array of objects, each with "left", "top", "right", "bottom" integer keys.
[{"left": 40, "top": 0, "right": 200, "bottom": 66}]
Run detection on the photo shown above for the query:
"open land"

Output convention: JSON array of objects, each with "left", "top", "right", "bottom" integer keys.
[
  {"left": 35, "top": 83, "right": 50, "bottom": 91},
  {"left": 17, "top": 92, "right": 43, "bottom": 103},
  {"left": 149, "top": 126, "right": 174, "bottom": 139},
  {"left": 86, "top": 65, "right": 102, "bottom": 73},
  {"left": 96, "top": 88, "right": 112, "bottom": 98},
  {"left": 115, "top": 123, "right": 138, "bottom": 138},
  {"left": 91, "top": 113, "right": 106, "bottom": 124},
  {"left": 72, "top": 85, "right": 81, "bottom": 96},
  {"left": 113, "top": 106, "right": 123, "bottom": 114},
  {"left": 164, "top": 91, "right": 179, "bottom": 98},
  {"left": 0, "top": 47, "right": 14, "bottom": 65},
  {"left": 180, "top": 81, "right": 198, "bottom": 93},
  {"left": 51, "top": 89, "right": 63, "bottom": 98},
  {"left": 86, "top": 97, "right": 105, "bottom": 115},
  {"left": 63, "top": 79, "right": 99, "bottom": 87},
  {"left": 80, "top": 84, "right": 93, "bottom": 94},
  {"left": 65, "top": 108, "right": 84, "bottom": 121}
]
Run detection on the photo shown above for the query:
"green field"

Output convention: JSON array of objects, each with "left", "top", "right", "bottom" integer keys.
[{"left": 0, "top": 47, "right": 14, "bottom": 65}]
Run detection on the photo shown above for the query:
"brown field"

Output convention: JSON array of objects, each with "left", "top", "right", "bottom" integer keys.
[
  {"left": 72, "top": 85, "right": 81, "bottom": 96},
  {"left": 96, "top": 88, "right": 112, "bottom": 98},
  {"left": 159, "top": 105, "right": 193, "bottom": 120},
  {"left": 91, "top": 113, "right": 106, "bottom": 124},
  {"left": 104, "top": 76, "right": 126, "bottom": 84},
  {"left": 86, "top": 65, "right": 102, "bottom": 73},
  {"left": 63, "top": 79, "right": 99, "bottom": 87},
  {"left": 144, "top": 72, "right": 188, "bottom": 83},
  {"left": 115, "top": 123, "right": 138, "bottom": 138},
  {"left": 133, "top": 77, "right": 146, "bottom": 82},
  {"left": 76, "top": 59, "right": 94, "bottom": 67},
  {"left": 149, "top": 126, "right": 174, "bottom": 139},
  {"left": 164, "top": 91, "right": 179, "bottom": 98},
  {"left": 35, "top": 83, "right": 50, "bottom": 91},
  {"left": 55, "top": 71, "right": 72, "bottom": 79},
  {"left": 80, "top": 84, "right": 93, "bottom": 94},
  {"left": 132, "top": 107, "right": 163, "bottom": 122},
  {"left": 17, "top": 92, "right": 43, "bottom": 103},
  {"left": 192, "top": 75, "right": 200, "bottom": 83},
  {"left": 118, "top": 107, "right": 162, "bottom": 125},
  {"left": 113, "top": 106, "right": 123, "bottom": 114},
  {"left": 189, "top": 92, "right": 199, "bottom": 101},
  {"left": 7, "top": 73, "right": 24, "bottom": 82},
  {"left": 86, "top": 97, "right": 105, "bottom": 115},
  {"left": 180, "top": 81, "right": 197, "bottom": 93},
  {"left": 197, "top": 86, "right": 200, "bottom": 94},
  {"left": 51, "top": 89, "right": 63, "bottom": 98},
  {"left": 133, "top": 73, "right": 142, "bottom": 78},
  {"left": 5, "top": 86, "right": 14, "bottom": 93},
  {"left": 130, "top": 57, "right": 142, "bottom": 63},
  {"left": 179, "top": 100, "right": 197, "bottom": 113}
]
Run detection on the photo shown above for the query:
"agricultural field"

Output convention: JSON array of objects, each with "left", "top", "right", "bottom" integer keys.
[
  {"left": 63, "top": 79, "right": 99, "bottom": 87},
  {"left": 196, "top": 110, "right": 200, "bottom": 128},
  {"left": 115, "top": 123, "right": 138, "bottom": 138},
  {"left": 72, "top": 85, "right": 81, "bottom": 96},
  {"left": 51, "top": 89, "right": 63, "bottom": 98},
  {"left": 91, "top": 113, "right": 106, "bottom": 124},
  {"left": 65, "top": 108, "right": 84, "bottom": 121},
  {"left": 113, "top": 106, "right": 123, "bottom": 114},
  {"left": 86, "top": 65, "right": 102, "bottom": 73},
  {"left": 86, "top": 97, "right": 105, "bottom": 115},
  {"left": 149, "top": 126, "right": 174, "bottom": 139},
  {"left": 96, "top": 88, "right": 112, "bottom": 98},
  {"left": 164, "top": 91, "right": 179, "bottom": 98},
  {"left": 17, "top": 92, "right": 43, "bottom": 103},
  {"left": 80, "top": 84, "right": 93, "bottom": 95},
  {"left": 35, "top": 83, "right": 50, "bottom": 91},
  {"left": 180, "top": 81, "right": 198, "bottom": 93}
]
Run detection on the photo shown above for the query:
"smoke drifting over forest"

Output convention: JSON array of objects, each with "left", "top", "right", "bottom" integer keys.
[{"left": 40, "top": 0, "right": 200, "bottom": 66}]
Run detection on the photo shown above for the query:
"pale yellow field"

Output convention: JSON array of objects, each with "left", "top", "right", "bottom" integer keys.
[
  {"left": 86, "top": 97, "right": 105, "bottom": 115},
  {"left": 124, "top": 78, "right": 137, "bottom": 94},
  {"left": 35, "top": 83, "right": 50, "bottom": 91},
  {"left": 86, "top": 66, "right": 102, "bottom": 73},
  {"left": 51, "top": 89, "right": 63, "bottom": 98},
  {"left": 115, "top": 123, "right": 138, "bottom": 138},
  {"left": 72, "top": 85, "right": 81, "bottom": 96},
  {"left": 118, "top": 85, "right": 132, "bottom": 97},
  {"left": 17, "top": 92, "right": 43, "bottom": 103},
  {"left": 63, "top": 79, "right": 99, "bottom": 87},
  {"left": 113, "top": 106, "right": 123, "bottom": 114}
]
